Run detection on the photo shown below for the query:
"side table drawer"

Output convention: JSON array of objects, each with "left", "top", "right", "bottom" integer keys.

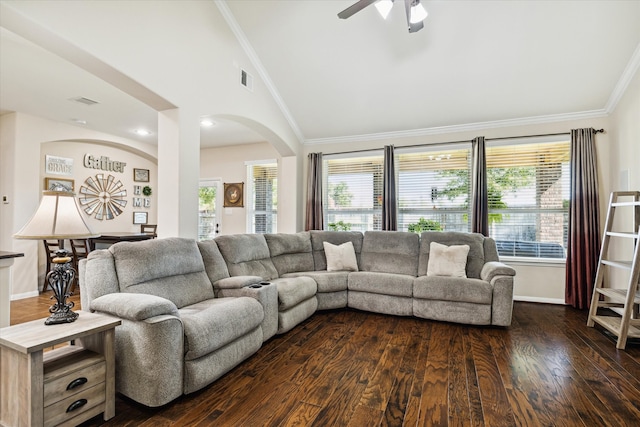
[
  {"left": 43, "top": 347, "right": 106, "bottom": 407},
  {"left": 44, "top": 383, "right": 106, "bottom": 427}
]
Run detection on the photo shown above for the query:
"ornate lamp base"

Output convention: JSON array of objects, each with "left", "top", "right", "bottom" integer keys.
[
  {"left": 44, "top": 249, "right": 78, "bottom": 325},
  {"left": 45, "top": 308, "right": 79, "bottom": 325}
]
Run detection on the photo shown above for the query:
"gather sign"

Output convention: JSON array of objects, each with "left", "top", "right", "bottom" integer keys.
[{"left": 83, "top": 154, "right": 127, "bottom": 173}]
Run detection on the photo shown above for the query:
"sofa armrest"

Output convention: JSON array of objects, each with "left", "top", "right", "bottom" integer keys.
[
  {"left": 481, "top": 262, "right": 516, "bottom": 327},
  {"left": 90, "top": 293, "right": 179, "bottom": 321},
  {"left": 214, "top": 275, "right": 263, "bottom": 289},
  {"left": 480, "top": 261, "right": 516, "bottom": 282},
  {"left": 88, "top": 293, "right": 184, "bottom": 407}
]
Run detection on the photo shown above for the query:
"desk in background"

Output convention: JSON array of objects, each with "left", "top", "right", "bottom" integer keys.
[
  {"left": 0, "top": 251, "right": 24, "bottom": 327},
  {"left": 89, "top": 233, "right": 153, "bottom": 251}
]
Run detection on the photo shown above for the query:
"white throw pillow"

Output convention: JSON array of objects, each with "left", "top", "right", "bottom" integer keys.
[
  {"left": 426, "top": 242, "right": 470, "bottom": 278},
  {"left": 323, "top": 241, "right": 359, "bottom": 272}
]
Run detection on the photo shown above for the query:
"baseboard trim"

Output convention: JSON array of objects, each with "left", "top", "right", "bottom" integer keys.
[
  {"left": 513, "top": 295, "right": 566, "bottom": 305},
  {"left": 10, "top": 290, "right": 39, "bottom": 301}
]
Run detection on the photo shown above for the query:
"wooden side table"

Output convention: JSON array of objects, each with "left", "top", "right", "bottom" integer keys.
[{"left": 0, "top": 311, "right": 120, "bottom": 427}]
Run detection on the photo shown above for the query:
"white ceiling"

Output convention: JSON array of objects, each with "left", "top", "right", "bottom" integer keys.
[{"left": 1, "top": 1, "right": 639, "bottom": 148}]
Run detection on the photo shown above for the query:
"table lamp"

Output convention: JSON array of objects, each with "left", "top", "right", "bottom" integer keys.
[{"left": 14, "top": 190, "right": 98, "bottom": 325}]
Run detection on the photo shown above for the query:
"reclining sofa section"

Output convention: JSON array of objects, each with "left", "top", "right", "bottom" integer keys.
[{"left": 80, "top": 230, "right": 515, "bottom": 407}]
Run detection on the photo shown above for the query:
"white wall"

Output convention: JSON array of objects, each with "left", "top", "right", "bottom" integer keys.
[
  {"left": 200, "top": 142, "right": 280, "bottom": 235},
  {"left": 606, "top": 67, "right": 640, "bottom": 290},
  {"left": 0, "top": 112, "right": 157, "bottom": 298},
  {"left": 303, "top": 115, "right": 612, "bottom": 303},
  {"left": 40, "top": 141, "right": 158, "bottom": 233}
]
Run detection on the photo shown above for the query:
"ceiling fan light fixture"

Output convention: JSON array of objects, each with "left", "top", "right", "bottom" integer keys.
[
  {"left": 409, "top": 0, "right": 428, "bottom": 24},
  {"left": 375, "top": 0, "right": 394, "bottom": 20}
]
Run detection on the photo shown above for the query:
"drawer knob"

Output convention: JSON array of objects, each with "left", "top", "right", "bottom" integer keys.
[
  {"left": 66, "top": 377, "right": 88, "bottom": 390},
  {"left": 66, "top": 398, "right": 88, "bottom": 413}
]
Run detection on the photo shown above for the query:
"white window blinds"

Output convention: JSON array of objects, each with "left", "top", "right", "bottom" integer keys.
[
  {"left": 323, "top": 152, "right": 384, "bottom": 232},
  {"left": 396, "top": 145, "right": 472, "bottom": 233},
  {"left": 485, "top": 138, "right": 570, "bottom": 259},
  {"left": 248, "top": 162, "right": 277, "bottom": 234}
]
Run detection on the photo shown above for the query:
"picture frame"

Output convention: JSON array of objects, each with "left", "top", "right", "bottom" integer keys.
[
  {"left": 45, "top": 177, "right": 74, "bottom": 192},
  {"left": 133, "top": 168, "right": 149, "bottom": 182},
  {"left": 223, "top": 182, "right": 244, "bottom": 207},
  {"left": 133, "top": 211, "right": 148, "bottom": 224}
]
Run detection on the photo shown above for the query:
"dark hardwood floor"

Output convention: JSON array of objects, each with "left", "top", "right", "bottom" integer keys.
[{"left": 9, "top": 292, "right": 640, "bottom": 426}]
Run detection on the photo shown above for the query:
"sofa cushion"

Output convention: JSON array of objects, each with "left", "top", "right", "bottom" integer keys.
[
  {"left": 179, "top": 297, "right": 263, "bottom": 361},
  {"left": 110, "top": 237, "right": 214, "bottom": 308},
  {"left": 426, "top": 242, "right": 470, "bottom": 278},
  {"left": 215, "top": 234, "right": 279, "bottom": 280},
  {"left": 271, "top": 277, "right": 317, "bottom": 310},
  {"left": 197, "top": 240, "right": 231, "bottom": 283},
  {"left": 419, "top": 232, "right": 486, "bottom": 279},
  {"left": 265, "top": 232, "right": 314, "bottom": 275},
  {"left": 282, "top": 271, "right": 349, "bottom": 293},
  {"left": 324, "top": 241, "right": 359, "bottom": 271},
  {"left": 310, "top": 231, "right": 363, "bottom": 271},
  {"left": 483, "top": 237, "right": 500, "bottom": 263},
  {"left": 348, "top": 271, "right": 414, "bottom": 297},
  {"left": 360, "top": 231, "right": 419, "bottom": 276},
  {"left": 413, "top": 276, "right": 492, "bottom": 304}
]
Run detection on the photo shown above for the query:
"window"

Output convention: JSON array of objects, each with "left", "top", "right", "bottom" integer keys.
[
  {"left": 198, "top": 180, "right": 221, "bottom": 241},
  {"left": 323, "top": 152, "right": 384, "bottom": 232},
  {"left": 485, "top": 138, "right": 570, "bottom": 259},
  {"left": 396, "top": 144, "right": 472, "bottom": 233},
  {"left": 247, "top": 161, "right": 277, "bottom": 234}
]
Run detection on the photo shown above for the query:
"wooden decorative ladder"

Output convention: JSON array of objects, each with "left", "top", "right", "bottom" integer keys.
[{"left": 587, "top": 191, "right": 640, "bottom": 349}]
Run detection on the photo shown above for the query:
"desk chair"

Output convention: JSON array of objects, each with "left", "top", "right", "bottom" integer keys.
[
  {"left": 69, "top": 239, "right": 90, "bottom": 293},
  {"left": 141, "top": 224, "right": 158, "bottom": 238}
]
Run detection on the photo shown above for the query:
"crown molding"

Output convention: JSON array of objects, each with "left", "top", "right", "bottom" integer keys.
[
  {"left": 303, "top": 110, "right": 609, "bottom": 145},
  {"left": 604, "top": 41, "right": 640, "bottom": 114},
  {"left": 215, "top": 1, "right": 305, "bottom": 144}
]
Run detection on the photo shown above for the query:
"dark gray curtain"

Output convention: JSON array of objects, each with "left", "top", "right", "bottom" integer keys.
[
  {"left": 305, "top": 153, "right": 324, "bottom": 231},
  {"left": 566, "top": 128, "right": 600, "bottom": 309},
  {"left": 383, "top": 145, "right": 397, "bottom": 231},
  {"left": 471, "top": 136, "right": 489, "bottom": 236}
]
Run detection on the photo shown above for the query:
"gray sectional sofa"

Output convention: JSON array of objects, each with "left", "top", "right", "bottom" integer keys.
[{"left": 79, "top": 230, "right": 515, "bottom": 407}]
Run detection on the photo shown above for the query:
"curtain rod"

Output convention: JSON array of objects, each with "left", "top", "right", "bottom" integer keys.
[
  {"left": 485, "top": 128, "right": 604, "bottom": 142},
  {"left": 319, "top": 128, "right": 605, "bottom": 155},
  {"left": 322, "top": 139, "right": 473, "bottom": 156}
]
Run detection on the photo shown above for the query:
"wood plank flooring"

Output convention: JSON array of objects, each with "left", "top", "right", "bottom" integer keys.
[{"left": 8, "top": 292, "right": 640, "bottom": 426}]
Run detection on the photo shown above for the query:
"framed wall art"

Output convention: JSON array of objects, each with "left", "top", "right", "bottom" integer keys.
[
  {"left": 223, "top": 182, "right": 244, "bottom": 207},
  {"left": 45, "top": 177, "right": 74, "bottom": 192},
  {"left": 133, "top": 211, "right": 148, "bottom": 224},
  {"left": 133, "top": 168, "right": 149, "bottom": 182}
]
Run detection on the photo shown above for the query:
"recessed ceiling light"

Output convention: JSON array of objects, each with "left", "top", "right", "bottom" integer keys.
[
  {"left": 200, "top": 119, "right": 217, "bottom": 127},
  {"left": 134, "top": 129, "right": 151, "bottom": 136}
]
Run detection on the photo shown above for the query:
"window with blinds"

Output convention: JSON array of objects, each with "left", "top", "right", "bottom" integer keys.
[
  {"left": 247, "top": 162, "right": 277, "bottom": 234},
  {"left": 396, "top": 144, "right": 472, "bottom": 233},
  {"left": 485, "top": 138, "right": 570, "bottom": 259},
  {"left": 323, "top": 152, "right": 384, "bottom": 232}
]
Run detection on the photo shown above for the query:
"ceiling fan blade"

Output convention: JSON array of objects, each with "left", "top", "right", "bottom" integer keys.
[
  {"left": 404, "top": 0, "right": 424, "bottom": 33},
  {"left": 338, "top": 0, "right": 378, "bottom": 19}
]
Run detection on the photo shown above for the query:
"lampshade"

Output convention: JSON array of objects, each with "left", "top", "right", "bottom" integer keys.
[
  {"left": 375, "top": 0, "right": 394, "bottom": 20},
  {"left": 14, "top": 191, "right": 98, "bottom": 240},
  {"left": 409, "top": 0, "right": 428, "bottom": 24}
]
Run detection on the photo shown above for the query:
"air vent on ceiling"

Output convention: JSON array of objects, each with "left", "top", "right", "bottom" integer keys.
[
  {"left": 240, "top": 69, "right": 253, "bottom": 92},
  {"left": 70, "top": 96, "right": 100, "bottom": 106}
]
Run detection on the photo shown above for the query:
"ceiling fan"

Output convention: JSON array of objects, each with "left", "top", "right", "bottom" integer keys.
[{"left": 338, "top": 0, "right": 428, "bottom": 33}]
